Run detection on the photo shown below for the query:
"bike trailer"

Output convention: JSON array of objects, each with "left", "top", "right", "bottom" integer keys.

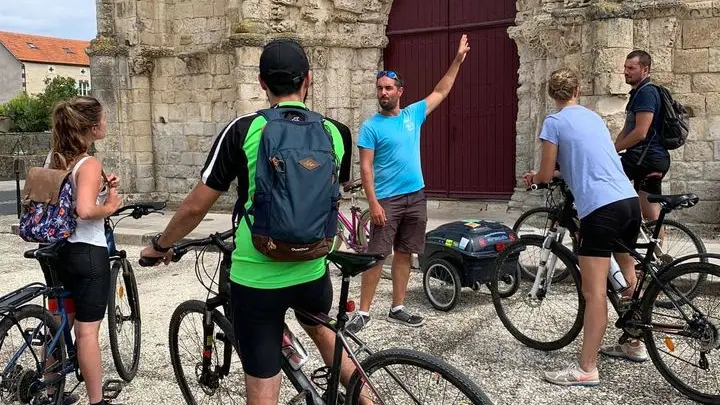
[{"left": 418, "top": 219, "right": 521, "bottom": 311}]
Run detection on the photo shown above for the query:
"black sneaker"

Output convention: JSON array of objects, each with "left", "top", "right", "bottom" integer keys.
[
  {"left": 36, "top": 392, "right": 79, "bottom": 405},
  {"left": 387, "top": 308, "right": 424, "bottom": 327},
  {"left": 345, "top": 313, "right": 370, "bottom": 334}
]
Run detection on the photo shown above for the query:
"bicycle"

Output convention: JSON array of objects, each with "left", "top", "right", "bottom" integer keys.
[
  {"left": 490, "top": 185, "right": 720, "bottom": 403},
  {"left": 332, "top": 179, "right": 371, "bottom": 253},
  {"left": 511, "top": 176, "right": 708, "bottom": 303},
  {"left": 141, "top": 230, "right": 493, "bottom": 405},
  {"left": 0, "top": 202, "right": 164, "bottom": 405}
]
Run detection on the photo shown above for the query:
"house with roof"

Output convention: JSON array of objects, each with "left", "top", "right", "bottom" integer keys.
[{"left": 0, "top": 31, "right": 91, "bottom": 103}]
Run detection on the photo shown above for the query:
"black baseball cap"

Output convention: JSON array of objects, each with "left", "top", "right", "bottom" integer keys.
[{"left": 259, "top": 39, "right": 310, "bottom": 85}]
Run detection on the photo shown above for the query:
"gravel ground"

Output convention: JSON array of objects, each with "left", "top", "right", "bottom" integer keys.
[{"left": 0, "top": 233, "right": 707, "bottom": 405}]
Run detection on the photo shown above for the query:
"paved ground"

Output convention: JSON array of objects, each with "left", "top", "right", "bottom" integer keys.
[{"left": 1, "top": 203, "right": 717, "bottom": 404}]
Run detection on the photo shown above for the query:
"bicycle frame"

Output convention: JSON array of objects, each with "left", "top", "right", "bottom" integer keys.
[{"left": 336, "top": 190, "right": 369, "bottom": 252}]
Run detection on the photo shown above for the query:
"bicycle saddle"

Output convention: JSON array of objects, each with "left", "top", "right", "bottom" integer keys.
[
  {"left": 647, "top": 193, "right": 699, "bottom": 210},
  {"left": 342, "top": 179, "right": 363, "bottom": 193},
  {"left": 23, "top": 243, "right": 62, "bottom": 260},
  {"left": 327, "top": 251, "right": 385, "bottom": 277}
]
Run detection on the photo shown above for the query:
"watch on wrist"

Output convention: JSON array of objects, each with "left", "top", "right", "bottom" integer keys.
[{"left": 152, "top": 233, "right": 170, "bottom": 253}]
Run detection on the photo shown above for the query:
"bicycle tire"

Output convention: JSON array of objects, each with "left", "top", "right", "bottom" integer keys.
[
  {"left": 0, "top": 304, "right": 66, "bottom": 405},
  {"left": 168, "top": 300, "right": 238, "bottom": 405},
  {"left": 644, "top": 218, "right": 707, "bottom": 303},
  {"left": 641, "top": 261, "right": 720, "bottom": 404},
  {"left": 512, "top": 207, "right": 576, "bottom": 283},
  {"left": 356, "top": 209, "right": 371, "bottom": 249},
  {"left": 107, "top": 259, "right": 142, "bottom": 382},
  {"left": 345, "top": 348, "right": 493, "bottom": 405},
  {"left": 490, "top": 235, "right": 585, "bottom": 351}
]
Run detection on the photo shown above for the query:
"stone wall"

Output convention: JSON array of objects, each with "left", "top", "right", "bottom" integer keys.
[
  {"left": 89, "top": 0, "right": 391, "bottom": 208},
  {"left": 0, "top": 132, "right": 51, "bottom": 180},
  {"left": 508, "top": 0, "right": 720, "bottom": 232}
]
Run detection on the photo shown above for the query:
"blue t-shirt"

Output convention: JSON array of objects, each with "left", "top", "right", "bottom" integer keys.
[
  {"left": 624, "top": 78, "right": 669, "bottom": 161},
  {"left": 539, "top": 105, "right": 637, "bottom": 219},
  {"left": 357, "top": 100, "right": 427, "bottom": 200}
]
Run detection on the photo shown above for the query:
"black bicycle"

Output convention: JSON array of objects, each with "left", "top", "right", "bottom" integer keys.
[
  {"left": 105, "top": 201, "right": 166, "bottom": 381},
  {"left": 511, "top": 176, "right": 708, "bottom": 302},
  {"left": 140, "top": 231, "right": 493, "bottom": 405},
  {"left": 491, "top": 185, "right": 720, "bottom": 403}
]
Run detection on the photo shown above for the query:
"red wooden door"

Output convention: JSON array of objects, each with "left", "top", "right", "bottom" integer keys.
[{"left": 383, "top": 0, "right": 519, "bottom": 198}]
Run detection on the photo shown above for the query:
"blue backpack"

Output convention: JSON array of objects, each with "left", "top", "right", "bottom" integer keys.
[{"left": 234, "top": 107, "right": 341, "bottom": 261}]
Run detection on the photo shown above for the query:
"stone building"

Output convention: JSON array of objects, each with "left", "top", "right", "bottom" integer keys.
[{"left": 89, "top": 0, "right": 720, "bottom": 231}]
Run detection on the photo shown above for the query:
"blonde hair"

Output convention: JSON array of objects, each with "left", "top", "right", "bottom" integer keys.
[
  {"left": 49, "top": 96, "right": 103, "bottom": 169},
  {"left": 548, "top": 68, "right": 580, "bottom": 102}
]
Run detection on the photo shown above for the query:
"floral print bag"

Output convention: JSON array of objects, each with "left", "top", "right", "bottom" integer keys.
[{"left": 18, "top": 153, "right": 83, "bottom": 243}]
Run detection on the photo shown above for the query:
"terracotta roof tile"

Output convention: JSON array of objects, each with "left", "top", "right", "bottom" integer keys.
[{"left": 0, "top": 31, "right": 90, "bottom": 66}]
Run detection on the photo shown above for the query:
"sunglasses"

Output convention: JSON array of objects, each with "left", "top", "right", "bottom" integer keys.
[{"left": 376, "top": 70, "right": 403, "bottom": 85}]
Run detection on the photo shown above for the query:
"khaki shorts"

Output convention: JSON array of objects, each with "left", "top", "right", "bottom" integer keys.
[{"left": 367, "top": 190, "right": 427, "bottom": 255}]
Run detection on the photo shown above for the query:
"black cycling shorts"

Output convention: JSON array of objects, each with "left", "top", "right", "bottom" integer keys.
[
  {"left": 42, "top": 242, "right": 111, "bottom": 323},
  {"left": 578, "top": 197, "right": 641, "bottom": 258},
  {"left": 621, "top": 153, "right": 670, "bottom": 195},
  {"left": 230, "top": 271, "right": 333, "bottom": 378}
]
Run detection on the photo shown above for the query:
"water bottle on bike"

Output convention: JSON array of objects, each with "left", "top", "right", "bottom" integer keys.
[{"left": 607, "top": 256, "right": 628, "bottom": 293}]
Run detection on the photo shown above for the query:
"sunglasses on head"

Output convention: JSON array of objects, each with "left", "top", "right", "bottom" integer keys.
[{"left": 376, "top": 70, "right": 403, "bottom": 85}]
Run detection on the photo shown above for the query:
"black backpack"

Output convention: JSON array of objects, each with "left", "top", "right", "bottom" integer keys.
[{"left": 652, "top": 84, "right": 690, "bottom": 150}]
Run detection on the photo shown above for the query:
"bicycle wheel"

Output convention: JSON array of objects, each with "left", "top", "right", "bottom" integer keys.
[
  {"left": 356, "top": 209, "right": 371, "bottom": 249},
  {"left": 107, "top": 258, "right": 142, "bottom": 382},
  {"left": 346, "top": 348, "right": 493, "bottom": 405},
  {"left": 168, "top": 300, "right": 245, "bottom": 405},
  {"left": 641, "top": 262, "right": 720, "bottom": 404},
  {"left": 643, "top": 219, "right": 707, "bottom": 304},
  {"left": 0, "top": 304, "right": 66, "bottom": 405},
  {"left": 512, "top": 207, "right": 575, "bottom": 282},
  {"left": 489, "top": 235, "right": 585, "bottom": 351}
]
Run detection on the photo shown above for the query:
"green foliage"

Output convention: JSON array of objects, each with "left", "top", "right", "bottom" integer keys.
[
  {"left": 3, "top": 93, "right": 48, "bottom": 132},
  {"left": 0, "top": 75, "right": 80, "bottom": 132}
]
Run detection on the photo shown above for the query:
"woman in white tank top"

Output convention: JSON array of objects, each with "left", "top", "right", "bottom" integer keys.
[{"left": 45, "top": 96, "right": 124, "bottom": 405}]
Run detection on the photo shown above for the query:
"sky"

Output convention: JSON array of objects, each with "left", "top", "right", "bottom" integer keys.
[{"left": 0, "top": 0, "right": 97, "bottom": 40}]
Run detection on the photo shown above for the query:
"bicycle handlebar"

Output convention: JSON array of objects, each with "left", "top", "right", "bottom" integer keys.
[
  {"left": 138, "top": 229, "right": 234, "bottom": 267},
  {"left": 111, "top": 202, "right": 167, "bottom": 219},
  {"left": 526, "top": 176, "right": 564, "bottom": 191}
]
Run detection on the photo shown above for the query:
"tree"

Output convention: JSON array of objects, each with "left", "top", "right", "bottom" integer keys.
[
  {"left": 0, "top": 75, "right": 80, "bottom": 132},
  {"left": 37, "top": 76, "right": 79, "bottom": 119}
]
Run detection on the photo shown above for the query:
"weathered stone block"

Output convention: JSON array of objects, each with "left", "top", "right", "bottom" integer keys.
[
  {"left": 135, "top": 177, "right": 155, "bottom": 193},
  {"left": 683, "top": 18, "right": 720, "bottom": 49},
  {"left": 709, "top": 117, "right": 720, "bottom": 139},
  {"left": 328, "top": 48, "right": 355, "bottom": 69},
  {"left": 683, "top": 141, "right": 714, "bottom": 161},
  {"left": 152, "top": 103, "right": 169, "bottom": 122},
  {"left": 649, "top": 17, "right": 679, "bottom": 49},
  {"left": 130, "top": 103, "right": 150, "bottom": 122},
  {"left": 596, "top": 95, "right": 628, "bottom": 116},
  {"left": 594, "top": 73, "right": 629, "bottom": 95},
  {"left": 593, "top": 48, "right": 629, "bottom": 73},
  {"left": 692, "top": 73, "right": 720, "bottom": 93},
  {"left": 648, "top": 47, "right": 672, "bottom": 72},
  {"left": 675, "top": 93, "right": 706, "bottom": 117},
  {"left": 651, "top": 73, "right": 692, "bottom": 94},
  {"left": 674, "top": 49, "right": 709, "bottom": 73},
  {"left": 670, "top": 162, "right": 703, "bottom": 180},
  {"left": 592, "top": 18, "right": 633, "bottom": 48},
  {"left": 134, "top": 136, "right": 153, "bottom": 153},
  {"left": 135, "top": 152, "right": 154, "bottom": 165},
  {"left": 687, "top": 180, "right": 720, "bottom": 199},
  {"left": 688, "top": 117, "right": 709, "bottom": 140},
  {"left": 213, "top": 75, "right": 235, "bottom": 89},
  {"left": 235, "top": 46, "right": 263, "bottom": 67},
  {"left": 710, "top": 48, "right": 720, "bottom": 72},
  {"left": 703, "top": 162, "right": 720, "bottom": 180}
]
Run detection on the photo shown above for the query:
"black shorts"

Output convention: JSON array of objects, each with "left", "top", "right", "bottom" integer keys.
[
  {"left": 578, "top": 197, "right": 641, "bottom": 258},
  {"left": 230, "top": 271, "right": 333, "bottom": 378},
  {"left": 42, "top": 242, "right": 111, "bottom": 322},
  {"left": 621, "top": 152, "right": 670, "bottom": 195}
]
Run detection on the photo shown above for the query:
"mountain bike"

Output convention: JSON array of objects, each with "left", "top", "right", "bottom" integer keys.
[
  {"left": 511, "top": 176, "right": 707, "bottom": 303},
  {"left": 0, "top": 203, "right": 164, "bottom": 405},
  {"left": 491, "top": 185, "right": 720, "bottom": 403},
  {"left": 141, "top": 230, "right": 493, "bottom": 405}
]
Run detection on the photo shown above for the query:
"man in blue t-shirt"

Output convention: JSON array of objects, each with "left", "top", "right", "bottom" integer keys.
[
  {"left": 614, "top": 50, "right": 670, "bottom": 223},
  {"left": 346, "top": 34, "right": 471, "bottom": 333}
]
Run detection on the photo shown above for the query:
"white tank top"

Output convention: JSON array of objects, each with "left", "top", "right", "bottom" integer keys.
[{"left": 67, "top": 156, "right": 108, "bottom": 247}]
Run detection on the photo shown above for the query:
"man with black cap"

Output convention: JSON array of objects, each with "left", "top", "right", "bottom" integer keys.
[{"left": 139, "top": 38, "right": 359, "bottom": 404}]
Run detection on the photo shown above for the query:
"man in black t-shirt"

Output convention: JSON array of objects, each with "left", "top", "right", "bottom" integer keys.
[{"left": 614, "top": 50, "right": 670, "bottom": 223}]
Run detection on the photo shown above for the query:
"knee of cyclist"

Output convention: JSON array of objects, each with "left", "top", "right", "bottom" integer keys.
[{"left": 581, "top": 285, "right": 607, "bottom": 303}]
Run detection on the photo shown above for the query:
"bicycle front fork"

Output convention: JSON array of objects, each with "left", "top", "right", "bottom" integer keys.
[{"left": 528, "top": 227, "right": 564, "bottom": 299}]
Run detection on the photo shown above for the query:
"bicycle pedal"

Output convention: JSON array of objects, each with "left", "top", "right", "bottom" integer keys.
[
  {"left": 287, "top": 391, "right": 309, "bottom": 405},
  {"left": 102, "top": 379, "right": 124, "bottom": 400}
]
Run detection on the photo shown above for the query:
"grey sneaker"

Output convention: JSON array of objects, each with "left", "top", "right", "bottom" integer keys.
[
  {"left": 387, "top": 308, "right": 424, "bottom": 327},
  {"left": 346, "top": 313, "right": 370, "bottom": 334}
]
